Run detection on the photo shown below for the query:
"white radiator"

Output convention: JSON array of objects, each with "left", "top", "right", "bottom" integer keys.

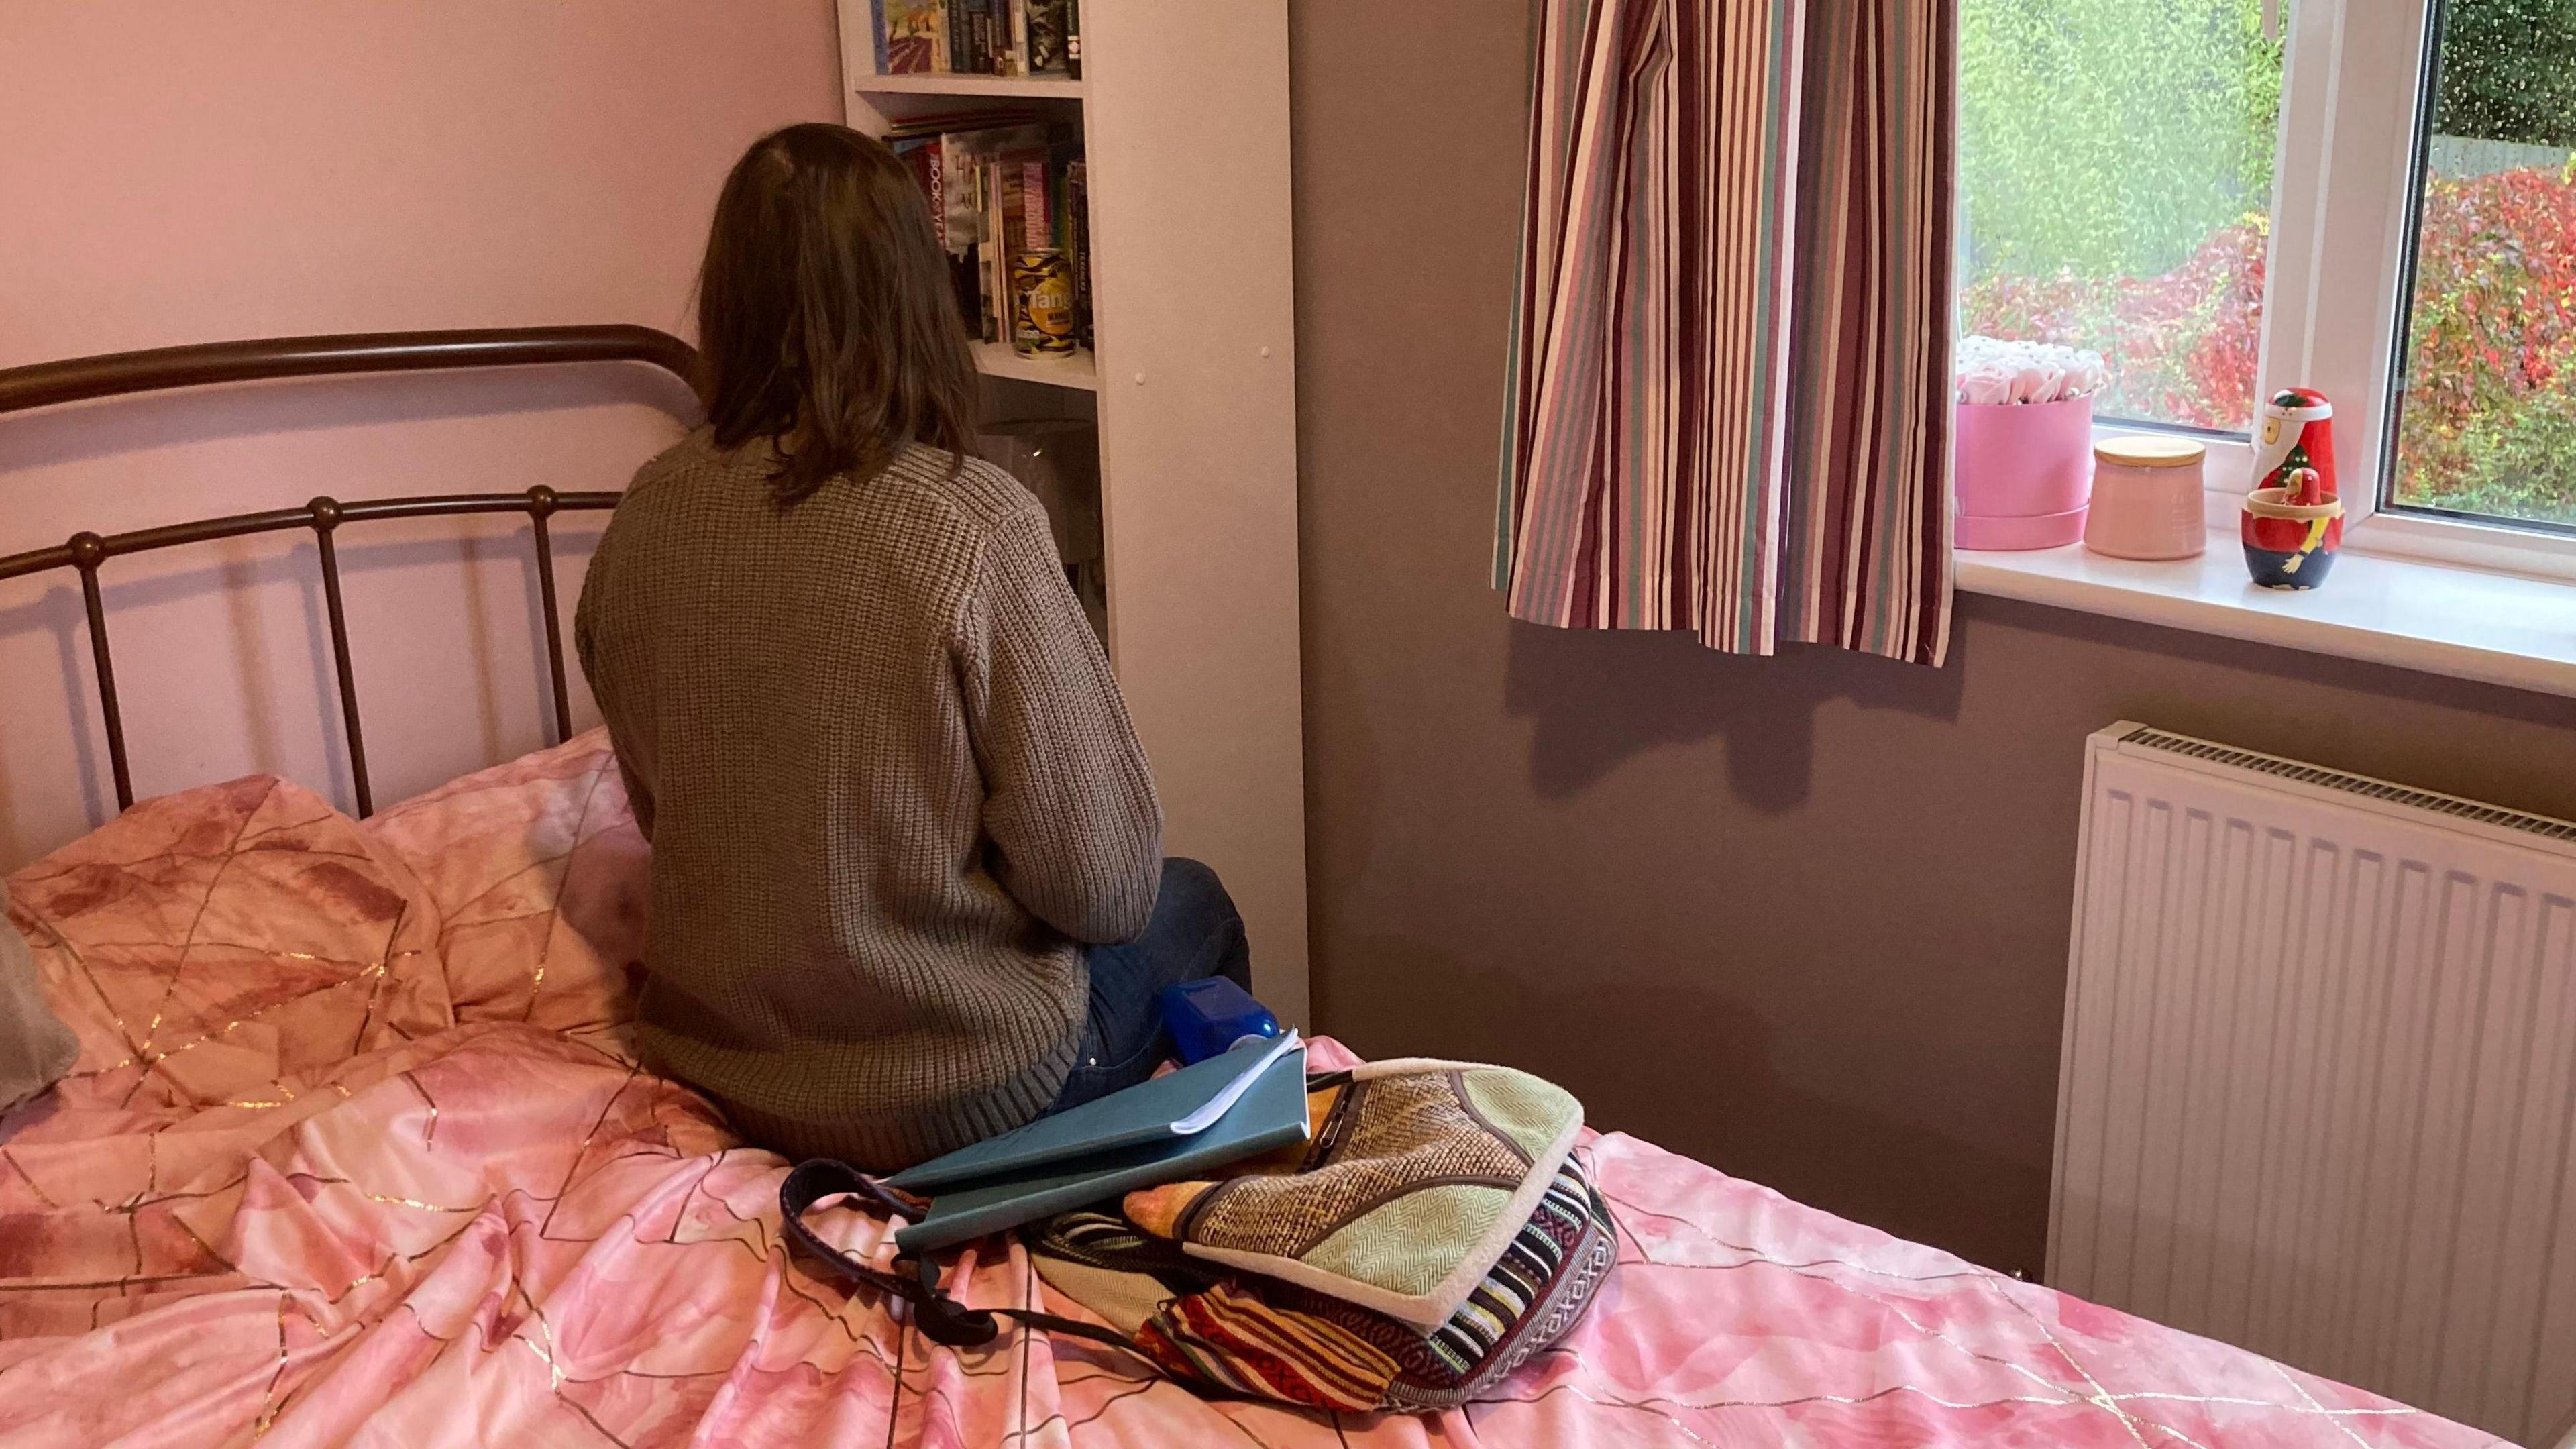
[{"left": 2054, "top": 723, "right": 2576, "bottom": 1447}]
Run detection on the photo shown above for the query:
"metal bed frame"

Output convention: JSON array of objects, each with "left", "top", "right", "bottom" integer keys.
[{"left": 0, "top": 325, "right": 699, "bottom": 817}]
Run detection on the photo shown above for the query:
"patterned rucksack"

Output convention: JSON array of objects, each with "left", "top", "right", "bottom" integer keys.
[{"left": 781, "top": 1059, "right": 1618, "bottom": 1413}]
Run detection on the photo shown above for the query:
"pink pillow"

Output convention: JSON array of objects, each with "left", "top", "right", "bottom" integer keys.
[
  {"left": 360, "top": 728, "right": 649, "bottom": 1052},
  {"left": 5, "top": 775, "right": 451, "bottom": 1135}
]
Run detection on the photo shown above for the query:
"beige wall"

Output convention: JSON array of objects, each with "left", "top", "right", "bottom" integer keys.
[
  {"left": 0, "top": 1, "right": 839, "bottom": 867},
  {"left": 1289, "top": 0, "right": 2576, "bottom": 1275}
]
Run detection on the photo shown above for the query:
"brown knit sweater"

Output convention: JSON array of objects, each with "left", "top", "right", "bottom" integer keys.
[{"left": 574, "top": 431, "right": 1161, "bottom": 1170}]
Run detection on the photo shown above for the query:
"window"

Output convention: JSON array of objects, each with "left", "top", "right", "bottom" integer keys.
[
  {"left": 1957, "top": 0, "right": 2283, "bottom": 434},
  {"left": 2385, "top": 0, "right": 2576, "bottom": 532},
  {"left": 1957, "top": 0, "right": 2576, "bottom": 566}
]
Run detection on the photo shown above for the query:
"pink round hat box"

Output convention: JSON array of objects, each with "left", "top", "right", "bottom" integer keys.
[{"left": 1953, "top": 395, "right": 2093, "bottom": 549}]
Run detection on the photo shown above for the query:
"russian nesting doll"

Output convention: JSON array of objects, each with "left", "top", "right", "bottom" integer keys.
[
  {"left": 2252, "top": 388, "right": 2336, "bottom": 500},
  {"left": 2242, "top": 466, "right": 2345, "bottom": 589}
]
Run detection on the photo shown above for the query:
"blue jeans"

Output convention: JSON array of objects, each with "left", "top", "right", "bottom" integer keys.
[{"left": 1049, "top": 858, "right": 1253, "bottom": 1113}]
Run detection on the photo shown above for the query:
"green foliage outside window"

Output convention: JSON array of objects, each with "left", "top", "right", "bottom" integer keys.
[
  {"left": 2432, "top": 0, "right": 2576, "bottom": 148},
  {"left": 1957, "top": 0, "right": 2279, "bottom": 283}
]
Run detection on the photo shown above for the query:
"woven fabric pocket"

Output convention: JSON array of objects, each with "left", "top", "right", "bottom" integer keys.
[
  {"left": 1122, "top": 1059, "right": 1584, "bottom": 1331},
  {"left": 1033, "top": 1149, "right": 1617, "bottom": 1412}
]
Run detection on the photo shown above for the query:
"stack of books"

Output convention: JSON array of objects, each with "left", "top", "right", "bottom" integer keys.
[
  {"left": 873, "top": 0, "right": 1079, "bottom": 78},
  {"left": 889, "top": 115, "right": 1091, "bottom": 354}
]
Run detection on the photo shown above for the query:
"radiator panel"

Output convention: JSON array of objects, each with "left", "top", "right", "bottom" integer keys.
[{"left": 2054, "top": 724, "right": 2576, "bottom": 1446}]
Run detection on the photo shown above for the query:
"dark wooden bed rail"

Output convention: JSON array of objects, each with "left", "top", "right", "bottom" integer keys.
[{"left": 0, "top": 325, "right": 700, "bottom": 818}]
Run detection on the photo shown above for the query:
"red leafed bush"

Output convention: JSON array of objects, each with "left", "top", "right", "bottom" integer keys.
[
  {"left": 1960, "top": 222, "right": 2266, "bottom": 431},
  {"left": 1962, "top": 162, "right": 2576, "bottom": 521},
  {"left": 2391, "top": 164, "right": 2576, "bottom": 517}
]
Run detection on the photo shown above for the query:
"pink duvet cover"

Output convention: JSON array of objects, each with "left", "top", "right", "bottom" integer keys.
[{"left": 0, "top": 733, "right": 2502, "bottom": 1448}]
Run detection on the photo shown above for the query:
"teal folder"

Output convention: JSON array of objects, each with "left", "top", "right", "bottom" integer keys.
[
  {"left": 888, "top": 1032, "right": 1303, "bottom": 1193},
  {"left": 889, "top": 1039, "right": 1309, "bottom": 1254}
]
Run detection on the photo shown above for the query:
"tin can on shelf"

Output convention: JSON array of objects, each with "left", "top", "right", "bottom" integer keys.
[{"left": 1010, "top": 250, "right": 1077, "bottom": 357}]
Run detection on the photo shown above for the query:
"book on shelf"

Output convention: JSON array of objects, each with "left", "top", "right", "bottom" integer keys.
[
  {"left": 1063, "top": 154, "right": 1090, "bottom": 347},
  {"left": 868, "top": 0, "right": 1077, "bottom": 78},
  {"left": 889, "top": 115, "right": 1092, "bottom": 356},
  {"left": 879, "top": 0, "right": 945, "bottom": 74}
]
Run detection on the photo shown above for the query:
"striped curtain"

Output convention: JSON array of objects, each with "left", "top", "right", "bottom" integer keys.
[{"left": 1494, "top": 0, "right": 1957, "bottom": 665}]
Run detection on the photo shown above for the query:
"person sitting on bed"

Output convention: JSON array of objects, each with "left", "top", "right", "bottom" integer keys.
[{"left": 574, "top": 122, "right": 1250, "bottom": 1172}]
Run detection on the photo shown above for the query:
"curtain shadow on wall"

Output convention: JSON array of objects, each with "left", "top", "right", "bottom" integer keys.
[
  {"left": 1971, "top": 595, "right": 2576, "bottom": 824},
  {"left": 1501, "top": 619, "right": 1970, "bottom": 809},
  {"left": 1327, "top": 921, "right": 2052, "bottom": 1278}
]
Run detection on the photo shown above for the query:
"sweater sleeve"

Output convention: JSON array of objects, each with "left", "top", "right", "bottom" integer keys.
[
  {"left": 574, "top": 534, "right": 657, "bottom": 842},
  {"left": 953, "top": 502, "right": 1163, "bottom": 943}
]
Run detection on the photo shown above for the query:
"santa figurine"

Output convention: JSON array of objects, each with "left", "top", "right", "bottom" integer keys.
[
  {"left": 2252, "top": 387, "right": 2336, "bottom": 500},
  {"left": 2242, "top": 464, "right": 2345, "bottom": 589}
]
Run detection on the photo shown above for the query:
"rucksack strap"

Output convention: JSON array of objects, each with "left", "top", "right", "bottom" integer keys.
[{"left": 777, "top": 1159, "right": 1153, "bottom": 1358}]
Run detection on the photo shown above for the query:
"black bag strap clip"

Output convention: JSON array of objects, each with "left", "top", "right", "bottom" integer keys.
[
  {"left": 776, "top": 1157, "right": 1153, "bottom": 1359},
  {"left": 911, "top": 1254, "right": 1002, "bottom": 1347}
]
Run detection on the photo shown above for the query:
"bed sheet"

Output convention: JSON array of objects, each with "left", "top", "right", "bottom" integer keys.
[{"left": 0, "top": 733, "right": 2504, "bottom": 1447}]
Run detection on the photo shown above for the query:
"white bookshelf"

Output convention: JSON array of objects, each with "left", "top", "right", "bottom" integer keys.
[
  {"left": 852, "top": 73, "right": 1085, "bottom": 99},
  {"left": 971, "top": 338, "right": 1097, "bottom": 391},
  {"left": 837, "top": 2, "right": 1309, "bottom": 1025}
]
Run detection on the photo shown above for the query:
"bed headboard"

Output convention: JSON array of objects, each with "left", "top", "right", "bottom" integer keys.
[{"left": 0, "top": 325, "right": 699, "bottom": 818}]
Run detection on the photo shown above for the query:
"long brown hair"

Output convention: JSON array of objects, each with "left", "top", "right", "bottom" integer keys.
[{"left": 697, "top": 123, "right": 979, "bottom": 502}]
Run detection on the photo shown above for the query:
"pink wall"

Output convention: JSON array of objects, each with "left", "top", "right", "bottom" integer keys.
[{"left": 0, "top": 1, "right": 842, "bottom": 867}]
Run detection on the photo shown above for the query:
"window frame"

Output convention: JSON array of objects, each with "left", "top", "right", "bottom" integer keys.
[{"left": 2251, "top": 0, "right": 2576, "bottom": 582}]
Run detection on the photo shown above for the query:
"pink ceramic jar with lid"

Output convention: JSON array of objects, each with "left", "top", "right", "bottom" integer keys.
[{"left": 2083, "top": 435, "right": 2206, "bottom": 560}]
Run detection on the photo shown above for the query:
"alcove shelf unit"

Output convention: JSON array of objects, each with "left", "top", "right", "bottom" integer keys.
[{"left": 835, "top": 1, "right": 1309, "bottom": 1024}]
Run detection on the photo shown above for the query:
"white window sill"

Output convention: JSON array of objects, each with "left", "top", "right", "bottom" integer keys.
[{"left": 1956, "top": 529, "right": 2576, "bottom": 700}]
